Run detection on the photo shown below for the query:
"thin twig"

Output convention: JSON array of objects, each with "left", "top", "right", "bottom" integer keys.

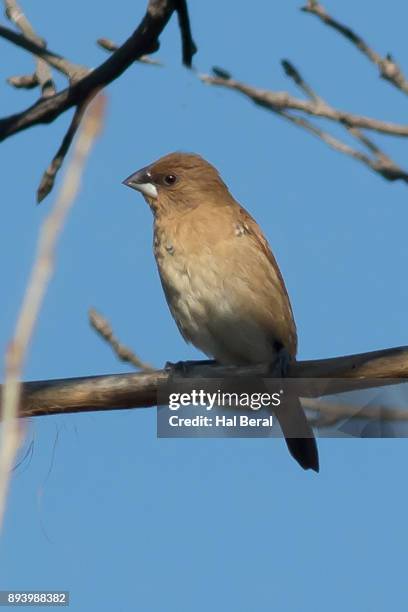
[
  {"left": 0, "top": 0, "right": 195, "bottom": 143},
  {"left": 280, "top": 59, "right": 408, "bottom": 182},
  {"left": 97, "top": 38, "right": 162, "bottom": 66},
  {"left": 7, "top": 73, "right": 38, "bottom": 90},
  {"left": 0, "top": 24, "right": 88, "bottom": 81},
  {"left": 173, "top": 0, "right": 197, "bottom": 67},
  {"left": 200, "top": 73, "right": 408, "bottom": 136},
  {"left": 37, "top": 100, "right": 89, "bottom": 203},
  {"left": 281, "top": 59, "right": 323, "bottom": 104},
  {"left": 4, "top": 0, "right": 56, "bottom": 96},
  {"left": 301, "top": 1, "right": 408, "bottom": 96},
  {"left": 201, "top": 70, "right": 408, "bottom": 183},
  {"left": 277, "top": 109, "right": 408, "bottom": 182},
  {"left": 89, "top": 308, "right": 154, "bottom": 372},
  {"left": 0, "top": 94, "right": 105, "bottom": 530},
  {"left": 1, "top": 0, "right": 192, "bottom": 201}
]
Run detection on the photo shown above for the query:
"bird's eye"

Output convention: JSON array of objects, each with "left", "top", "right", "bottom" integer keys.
[{"left": 163, "top": 174, "right": 177, "bottom": 186}]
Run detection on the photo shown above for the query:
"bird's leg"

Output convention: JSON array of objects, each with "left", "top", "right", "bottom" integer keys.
[
  {"left": 269, "top": 346, "right": 291, "bottom": 378},
  {"left": 165, "top": 359, "right": 217, "bottom": 377}
]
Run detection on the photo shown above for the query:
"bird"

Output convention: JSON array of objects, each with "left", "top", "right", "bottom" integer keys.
[{"left": 123, "top": 152, "right": 319, "bottom": 472}]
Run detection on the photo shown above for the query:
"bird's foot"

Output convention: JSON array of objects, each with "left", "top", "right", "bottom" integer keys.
[
  {"left": 165, "top": 359, "right": 217, "bottom": 377},
  {"left": 269, "top": 347, "right": 291, "bottom": 378}
]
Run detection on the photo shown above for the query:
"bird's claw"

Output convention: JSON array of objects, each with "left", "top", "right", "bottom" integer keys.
[
  {"left": 269, "top": 347, "right": 291, "bottom": 377},
  {"left": 164, "top": 359, "right": 217, "bottom": 377},
  {"left": 165, "top": 360, "right": 190, "bottom": 376}
]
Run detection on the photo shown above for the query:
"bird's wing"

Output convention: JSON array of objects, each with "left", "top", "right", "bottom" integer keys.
[{"left": 237, "top": 205, "right": 298, "bottom": 357}]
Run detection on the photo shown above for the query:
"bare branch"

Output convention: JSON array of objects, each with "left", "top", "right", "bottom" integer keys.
[
  {"left": 201, "top": 6, "right": 408, "bottom": 183},
  {"left": 37, "top": 101, "right": 88, "bottom": 203},
  {"left": 281, "top": 59, "right": 323, "bottom": 104},
  {"left": 89, "top": 308, "right": 154, "bottom": 372},
  {"left": 0, "top": 0, "right": 195, "bottom": 143},
  {"left": 277, "top": 109, "right": 408, "bottom": 182},
  {"left": 0, "top": 95, "right": 105, "bottom": 529},
  {"left": 200, "top": 69, "right": 408, "bottom": 184},
  {"left": 280, "top": 59, "right": 408, "bottom": 183},
  {"left": 3, "top": 0, "right": 56, "bottom": 96},
  {"left": 96, "top": 38, "right": 118, "bottom": 52},
  {"left": 0, "top": 0, "right": 195, "bottom": 200},
  {"left": 0, "top": 345, "right": 407, "bottom": 419},
  {"left": 200, "top": 73, "right": 408, "bottom": 136},
  {"left": 97, "top": 38, "right": 162, "bottom": 66},
  {"left": 7, "top": 73, "right": 38, "bottom": 89},
  {"left": 173, "top": 0, "right": 197, "bottom": 67},
  {"left": 301, "top": 1, "right": 408, "bottom": 96},
  {"left": 0, "top": 24, "right": 88, "bottom": 81}
]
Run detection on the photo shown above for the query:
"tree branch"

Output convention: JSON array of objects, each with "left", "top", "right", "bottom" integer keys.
[
  {"left": 89, "top": 308, "right": 154, "bottom": 372},
  {"left": 7, "top": 73, "right": 39, "bottom": 90},
  {"left": 173, "top": 0, "right": 197, "bottom": 67},
  {"left": 200, "top": 73, "right": 408, "bottom": 136},
  {"left": 0, "top": 95, "right": 105, "bottom": 529},
  {"left": 301, "top": 1, "right": 408, "bottom": 96},
  {"left": 281, "top": 58, "right": 323, "bottom": 104},
  {"left": 97, "top": 38, "right": 162, "bottom": 66},
  {"left": 280, "top": 59, "right": 408, "bottom": 182},
  {"left": 3, "top": 0, "right": 56, "bottom": 96},
  {"left": 3, "top": 345, "right": 407, "bottom": 419},
  {"left": 0, "top": 0, "right": 195, "bottom": 201},
  {"left": 0, "top": 24, "right": 88, "bottom": 81},
  {"left": 0, "top": 0, "right": 193, "bottom": 143},
  {"left": 36, "top": 100, "right": 89, "bottom": 203},
  {"left": 200, "top": 70, "right": 408, "bottom": 184}
]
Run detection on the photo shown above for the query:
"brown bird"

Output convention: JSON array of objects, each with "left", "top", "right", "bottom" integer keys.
[{"left": 123, "top": 152, "right": 319, "bottom": 472}]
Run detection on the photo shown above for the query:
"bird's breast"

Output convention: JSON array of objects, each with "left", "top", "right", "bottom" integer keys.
[
  {"left": 154, "top": 225, "right": 227, "bottom": 355},
  {"left": 153, "top": 212, "right": 296, "bottom": 365}
]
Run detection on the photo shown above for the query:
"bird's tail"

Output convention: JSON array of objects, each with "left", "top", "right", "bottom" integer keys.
[{"left": 274, "top": 397, "right": 319, "bottom": 472}]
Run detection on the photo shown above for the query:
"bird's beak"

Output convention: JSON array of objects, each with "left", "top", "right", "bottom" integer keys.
[{"left": 122, "top": 167, "right": 158, "bottom": 199}]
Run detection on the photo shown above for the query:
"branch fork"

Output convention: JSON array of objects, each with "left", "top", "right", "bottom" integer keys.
[{"left": 0, "top": 0, "right": 196, "bottom": 201}]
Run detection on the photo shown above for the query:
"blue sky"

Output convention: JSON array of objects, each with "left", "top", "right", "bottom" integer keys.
[{"left": 1, "top": 1, "right": 408, "bottom": 610}]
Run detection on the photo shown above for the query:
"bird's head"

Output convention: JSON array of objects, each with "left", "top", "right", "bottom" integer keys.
[{"left": 122, "top": 152, "right": 231, "bottom": 213}]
